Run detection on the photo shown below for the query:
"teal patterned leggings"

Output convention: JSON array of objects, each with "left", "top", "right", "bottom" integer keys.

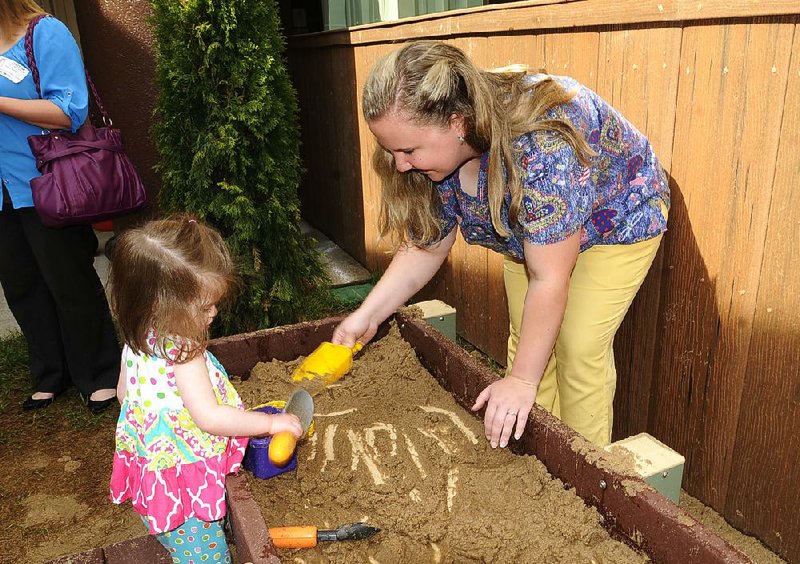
[{"left": 144, "top": 516, "right": 231, "bottom": 563}]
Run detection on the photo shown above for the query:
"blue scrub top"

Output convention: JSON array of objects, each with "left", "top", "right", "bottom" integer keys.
[{"left": 0, "top": 16, "right": 88, "bottom": 210}]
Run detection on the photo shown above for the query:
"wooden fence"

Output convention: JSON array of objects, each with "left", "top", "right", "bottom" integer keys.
[{"left": 287, "top": 1, "right": 800, "bottom": 560}]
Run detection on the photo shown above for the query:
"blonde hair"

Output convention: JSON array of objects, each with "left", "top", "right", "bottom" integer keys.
[
  {"left": 0, "top": 0, "right": 45, "bottom": 39},
  {"left": 108, "top": 215, "right": 238, "bottom": 362},
  {"left": 363, "top": 40, "right": 595, "bottom": 246}
]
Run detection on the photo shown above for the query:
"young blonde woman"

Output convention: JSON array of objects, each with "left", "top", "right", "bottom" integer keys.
[
  {"left": 333, "top": 40, "right": 669, "bottom": 448},
  {"left": 0, "top": 1, "right": 119, "bottom": 413}
]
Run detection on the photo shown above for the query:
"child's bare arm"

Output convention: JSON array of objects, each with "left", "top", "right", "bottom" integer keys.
[
  {"left": 174, "top": 355, "right": 303, "bottom": 438},
  {"left": 116, "top": 359, "right": 128, "bottom": 404}
]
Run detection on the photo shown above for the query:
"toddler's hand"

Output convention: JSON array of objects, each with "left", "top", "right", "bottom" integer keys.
[{"left": 268, "top": 412, "right": 304, "bottom": 438}]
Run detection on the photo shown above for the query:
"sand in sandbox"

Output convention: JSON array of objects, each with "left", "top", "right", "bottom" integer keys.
[{"left": 233, "top": 324, "right": 648, "bottom": 563}]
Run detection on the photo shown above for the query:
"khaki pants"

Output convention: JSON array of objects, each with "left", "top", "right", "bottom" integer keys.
[{"left": 504, "top": 234, "right": 663, "bottom": 446}]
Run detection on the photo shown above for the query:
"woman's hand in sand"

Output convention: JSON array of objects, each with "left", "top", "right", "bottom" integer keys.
[
  {"left": 471, "top": 375, "right": 537, "bottom": 449},
  {"left": 332, "top": 308, "right": 378, "bottom": 348}
]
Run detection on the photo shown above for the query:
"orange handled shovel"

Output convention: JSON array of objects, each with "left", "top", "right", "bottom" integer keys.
[
  {"left": 291, "top": 342, "right": 363, "bottom": 385},
  {"left": 269, "top": 522, "right": 381, "bottom": 549},
  {"left": 268, "top": 388, "right": 314, "bottom": 468}
]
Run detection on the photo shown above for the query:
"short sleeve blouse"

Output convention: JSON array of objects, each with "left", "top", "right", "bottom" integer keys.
[{"left": 432, "top": 75, "right": 669, "bottom": 258}]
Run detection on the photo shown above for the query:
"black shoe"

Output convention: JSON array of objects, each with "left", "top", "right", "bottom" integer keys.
[
  {"left": 87, "top": 397, "right": 115, "bottom": 415},
  {"left": 22, "top": 395, "right": 55, "bottom": 410}
]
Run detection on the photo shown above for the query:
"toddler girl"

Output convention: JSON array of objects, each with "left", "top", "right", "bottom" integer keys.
[{"left": 108, "top": 215, "right": 302, "bottom": 563}]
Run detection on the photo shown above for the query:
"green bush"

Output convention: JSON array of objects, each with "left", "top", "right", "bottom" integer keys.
[{"left": 150, "top": 0, "right": 331, "bottom": 333}]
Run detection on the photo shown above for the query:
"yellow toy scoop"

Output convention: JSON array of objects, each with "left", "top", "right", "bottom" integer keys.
[{"left": 291, "top": 342, "right": 363, "bottom": 386}]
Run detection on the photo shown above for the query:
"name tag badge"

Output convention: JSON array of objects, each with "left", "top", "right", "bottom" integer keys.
[{"left": 0, "top": 56, "right": 30, "bottom": 83}]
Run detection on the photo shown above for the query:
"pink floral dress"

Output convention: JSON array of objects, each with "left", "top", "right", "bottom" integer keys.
[{"left": 109, "top": 339, "right": 248, "bottom": 534}]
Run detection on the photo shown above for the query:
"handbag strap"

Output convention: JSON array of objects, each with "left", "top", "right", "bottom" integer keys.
[
  {"left": 36, "top": 139, "right": 126, "bottom": 166},
  {"left": 24, "top": 14, "right": 112, "bottom": 125}
]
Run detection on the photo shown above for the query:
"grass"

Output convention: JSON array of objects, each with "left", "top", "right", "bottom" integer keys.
[
  {"left": 0, "top": 332, "right": 29, "bottom": 414},
  {"left": 0, "top": 332, "right": 38, "bottom": 447}
]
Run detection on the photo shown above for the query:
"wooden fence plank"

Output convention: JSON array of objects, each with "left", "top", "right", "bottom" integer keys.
[
  {"left": 289, "top": 0, "right": 800, "bottom": 48},
  {"left": 319, "top": 48, "right": 342, "bottom": 244},
  {"left": 723, "top": 22, "right": 800, "bottom": 564},
  {"left": 455, "top": 37, "right": 494, "bottom": 356},
  {"left": 321, "top": 48, "right": 343, "bottom": 244},
  {"left": 457, "top": 244, "right": 489, "bottom": 354},
  {"left": 334, "top": 46, "right": 366, "bottom": 258},
  {"left": 292, "top": 46, "right": 367, "bottom": 261},
  {"left": 650, "top": 20, "right": 792, "bottom": 514},
  {"left": 542, "top": 31, "right": 600, "bottom": 89},
  {"left": 484, "top": 251, "right": 508, "bottom": 364},
  {"left": 354, "top": 44, "right": 395, "bottom": 271},
  {"left": 594, "top": 26, "right": 682, "bottom": 168},
  {"left": 290, "top": 49, "right": 320, "bottom": 226},
  {"left": 292, "top": 48, "right": 320, "bottom": 226},
  {"left": 595, "top": 25, "right": 682, "bottom": 441}
]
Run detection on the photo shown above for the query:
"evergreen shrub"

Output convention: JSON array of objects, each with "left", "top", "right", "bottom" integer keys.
[{"left": 150, "top": 0, "right": 332, "bottom": 333}]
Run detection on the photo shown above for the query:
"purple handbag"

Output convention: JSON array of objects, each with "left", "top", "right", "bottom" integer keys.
[{"left": 25, "top": 15, "right": 147, "bottom": 228}]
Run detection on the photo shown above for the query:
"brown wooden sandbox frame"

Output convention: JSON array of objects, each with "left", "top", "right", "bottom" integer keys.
[{"left": 210, "top": 312, "right": 751, "bottom": 564}]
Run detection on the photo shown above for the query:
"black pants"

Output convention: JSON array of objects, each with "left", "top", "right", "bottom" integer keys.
[{"left": 0, "top": 189, "right": 120, "bottom": 396}]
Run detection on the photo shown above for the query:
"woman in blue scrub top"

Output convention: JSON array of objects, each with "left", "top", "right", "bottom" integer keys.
[{"left": 0, "top": 1, "right": 120, "bottom": 414}]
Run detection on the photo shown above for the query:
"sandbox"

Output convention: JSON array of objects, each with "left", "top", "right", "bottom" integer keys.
[{"left": 209, "top": 311, "right": 751, "bottom": 564}]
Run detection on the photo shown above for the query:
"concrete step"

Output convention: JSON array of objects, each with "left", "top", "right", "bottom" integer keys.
[{"left": 301, "top": 220, "right": 371, "bottom": 288}]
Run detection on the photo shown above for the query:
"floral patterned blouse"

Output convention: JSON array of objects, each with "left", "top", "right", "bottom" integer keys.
[{"left": 433, "top": 75, "right": 669, "bottom": 258}]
